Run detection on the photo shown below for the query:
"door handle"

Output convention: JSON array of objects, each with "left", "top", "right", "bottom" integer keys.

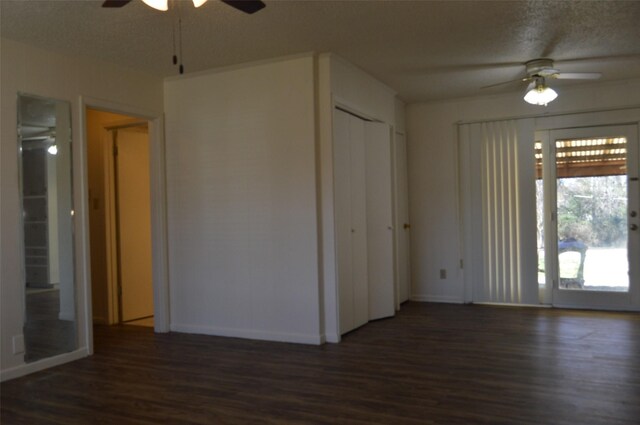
[
  {"left": 631, "top": 224, "right": 638, "bottom": 231},
  {"left": 631, "top": 211, "right": 637, "bottom": 218},
  {"left": 403, "top": 223, "right": 411, "bottom": 230}
]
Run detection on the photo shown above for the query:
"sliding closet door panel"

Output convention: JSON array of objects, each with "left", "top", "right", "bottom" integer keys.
[
  {"left": 333, "top": 110, "right": 355, "bottom": 334},
  {"left": 349, "top": 115, "right": 370, "bottom": 329},
  {"left": 365, "top": 122, "right": 395, "bottom": 320}
]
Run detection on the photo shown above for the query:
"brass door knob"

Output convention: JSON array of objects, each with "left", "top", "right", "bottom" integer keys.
[{"left": 403, "top": 223, "right": 411, "bottom": 230}]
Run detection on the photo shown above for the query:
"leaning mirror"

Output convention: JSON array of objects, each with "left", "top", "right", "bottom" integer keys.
[{"left": 18, "top": 94, "right": 77, "bottom": 362}]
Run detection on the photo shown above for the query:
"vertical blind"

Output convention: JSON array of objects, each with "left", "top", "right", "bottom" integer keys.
[{"left": 459, "top": 119, "right": 538, "bottom": 305}]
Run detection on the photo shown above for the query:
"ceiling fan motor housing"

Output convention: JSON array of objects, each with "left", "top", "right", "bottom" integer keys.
[{"left": 525, "top": 58, "right": 559, "bottom": 77}]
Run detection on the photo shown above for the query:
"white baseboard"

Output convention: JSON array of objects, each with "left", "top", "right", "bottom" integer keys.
[
  {"left": 170, "top": 323, "right": 324, "bottom": 345},
  {"left": 410, "top": 294, "right": 464, "bottom": 304},
  {"left": 0, "top": 347, "right": 90, "bottom": 382},
  {"left": 323, "top": 332, "right": 340, "bottom": 343}
]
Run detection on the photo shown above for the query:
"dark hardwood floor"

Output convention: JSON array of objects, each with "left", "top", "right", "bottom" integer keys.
[{"left": 2, "top": 302, "right": 640, "bottom": 424}]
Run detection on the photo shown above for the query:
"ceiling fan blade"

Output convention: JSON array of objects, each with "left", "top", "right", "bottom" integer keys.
[
  {"left": 481, "top": 77, "right": 531, "bottom": 90},
  {"left": 102, "top": 0, "right": 132, "bottom": 7},
  {"left": 554, "top": 72, "right": 602, "bottom": 80},
  {"left": 555, "top": 54, "right": 640, "bottom": 65},
  {"left": 401, "top": 62, "right": 524, "bottom": 76},
  {"left": 220, "top": 0, "right": 266, "bottom": 14}
]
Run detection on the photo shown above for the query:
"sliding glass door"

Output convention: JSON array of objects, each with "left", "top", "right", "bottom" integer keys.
[{"left": 538, "top": 125, "right": 639, "bottom": 310}]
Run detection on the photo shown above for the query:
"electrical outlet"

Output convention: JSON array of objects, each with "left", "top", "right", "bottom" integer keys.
[
  {"left": 440, "top": 269, "right": 447, "bottom": 279},
  {"left": 13, "top": 335, "right": 25, "bottom": 354}
]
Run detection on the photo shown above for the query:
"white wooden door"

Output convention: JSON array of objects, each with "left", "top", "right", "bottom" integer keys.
[
  {"left": 350, "top": 115, "right": 370, "bottom": 328},
  {"left": 334, "top": 110, "right": 354, "bottom": 334},
  {"left": 541, "top": 124, "right": 640, "bottom": 311},
  {"left": 115, "top": 128, "right": 154, "bottom": 322},
  {"left": 394, "top": 132, "right": 411, "bottom": 304},
  {"left": 365, "top": 121, "right": 396, "bottom": 321},
  {"left": 334, "top": 110, "right": 369, "bottom": 334}
]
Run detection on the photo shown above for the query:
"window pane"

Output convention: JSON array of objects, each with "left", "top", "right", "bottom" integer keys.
[{"left": 555, "top": 137, "right": 629, "bottom": 292}]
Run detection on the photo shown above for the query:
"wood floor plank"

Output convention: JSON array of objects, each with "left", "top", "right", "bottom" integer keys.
[{"left": 2, "top": 302, "right": 639, "bottom": 424}]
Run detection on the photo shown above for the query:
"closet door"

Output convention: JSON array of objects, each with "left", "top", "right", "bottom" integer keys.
[
  {"left": 349, "top": 115, "right": 369, "bottom": 329},
  {"left": 365, "top": 122, "right": 395, "bottom": 320},
  {"left": 334, "top": 110, "right": 369, "bottom": 334},
  {"left": 334, "top": 110, "right": 354, "bottom": 334},
  {"left": 394, "top": 132, "right": 411, "bottom": 304}
]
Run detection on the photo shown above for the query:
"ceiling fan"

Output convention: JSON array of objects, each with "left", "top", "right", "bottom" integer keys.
[
  {"left": 483, "top": 58, "right": 602, "bottom": 106},
  {"left": 102, "top": 0, "right": 266, "bottom": 14},
  {"left": 103, "top": 0, "right": 266, "bottom": 74}
]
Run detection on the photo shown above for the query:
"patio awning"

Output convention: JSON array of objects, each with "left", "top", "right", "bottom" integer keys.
[{"left": 535, "top": 137, "right": 627, "bottom": 178}]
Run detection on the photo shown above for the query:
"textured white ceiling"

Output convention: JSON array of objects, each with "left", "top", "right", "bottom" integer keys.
[{"left": 2, "top": 0, "right": 640, "bottom": 102}]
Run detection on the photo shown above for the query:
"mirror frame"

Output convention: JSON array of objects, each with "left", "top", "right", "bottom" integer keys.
[{"left": 17, "top": 92, "right": 78, "bottom": 363}]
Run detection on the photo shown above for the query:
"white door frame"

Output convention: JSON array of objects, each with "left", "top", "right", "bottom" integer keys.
[
  {"left": 80, "top": 97, "right": 170, "bottom": 354},
  {"left": 540, "top": 123, "right": 640, "bottom": 311}
]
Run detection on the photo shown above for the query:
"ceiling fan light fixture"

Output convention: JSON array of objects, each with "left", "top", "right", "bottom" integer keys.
[
  {"left": 141, "top": 0, "right": 168, "bottom": 11},
  {"left": 192, "top": 0, "right": 208, "bottom": 7},
  {"left": 524, "top": 78, "right": 558, "bottom": 106}
]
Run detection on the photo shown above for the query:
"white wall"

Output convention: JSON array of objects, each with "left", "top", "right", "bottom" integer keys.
[
  {"left": 164, "top": 55, "right": 322, "bottom": 344},
  {"left": 1, "top": 38, "right": 163, "bottom": 378},
  {"left": 406, "top": 78, "right": 640, "bottom": 303},
  {"left": 329, "top": 55, "right": 397, "bottom": 124},
  {"left": 395, "top": 98, "right": 406, "bottom": 135}
]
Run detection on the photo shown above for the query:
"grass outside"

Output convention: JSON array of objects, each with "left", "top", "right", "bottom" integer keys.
[{"left": 538, "top": 247, "right": 629, "bottom": 291}]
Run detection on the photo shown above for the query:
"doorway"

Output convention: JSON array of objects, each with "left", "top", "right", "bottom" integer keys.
[
  {"left": 537, "top": 124, "right": 640, "bottom": 310},
  {"left": 86, "top": 108, "right": 154, "bottom": 327}
]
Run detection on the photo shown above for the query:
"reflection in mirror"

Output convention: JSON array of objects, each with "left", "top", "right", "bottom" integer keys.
[{"left": 18, "top": 94, "right": 77, "bottom": 362}]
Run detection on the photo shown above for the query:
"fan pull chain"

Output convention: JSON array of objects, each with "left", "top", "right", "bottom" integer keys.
[
  {"left": 172, "top": 19, "right": 177, "bottom": 65},
  {"left": 178, "top": 17, "right": 184, "bottom": 74}
]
